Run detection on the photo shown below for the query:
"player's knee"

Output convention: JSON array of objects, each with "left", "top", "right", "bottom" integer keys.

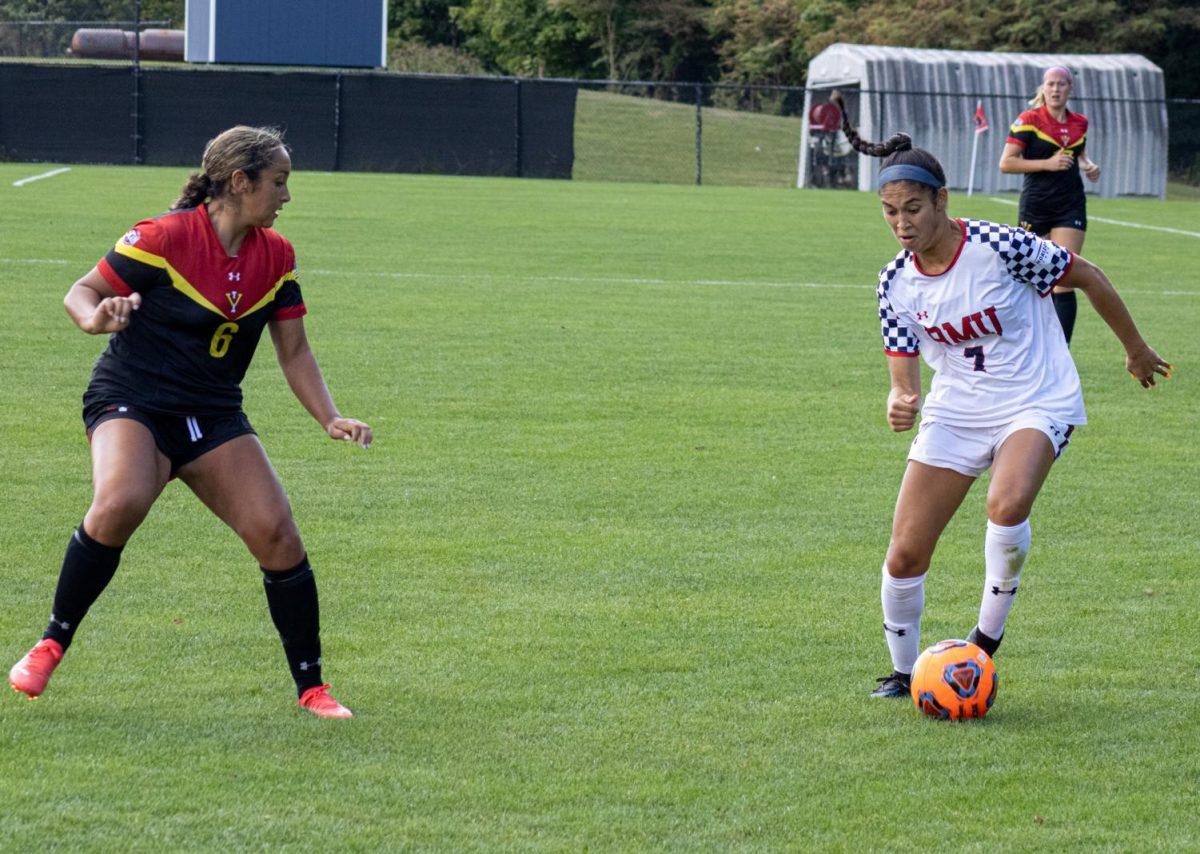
[
  {"left": 86, "top": 491, "right": 153, "bottom": 540},
  {"left": 243, "top": 514, "right": 302, "bottom": 558},
  {"left": 986, "top": 495, "right": 1031, "bottom": 527},
  {"left": 884, "top": 543, "right": 930, "bottom": 578}
]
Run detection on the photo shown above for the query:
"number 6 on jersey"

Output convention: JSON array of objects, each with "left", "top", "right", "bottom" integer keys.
[{"left": 210, "top": 321, "right": 239, "bottom": 358}]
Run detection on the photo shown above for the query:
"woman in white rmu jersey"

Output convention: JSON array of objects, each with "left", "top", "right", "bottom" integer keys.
[{"left": 829, "top": 99, "right": 1174, "bottom": 699}]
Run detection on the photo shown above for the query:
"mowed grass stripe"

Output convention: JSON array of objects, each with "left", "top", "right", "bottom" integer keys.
[{"left": 0, "top": 164, "right": 1196, "bottom": 849}]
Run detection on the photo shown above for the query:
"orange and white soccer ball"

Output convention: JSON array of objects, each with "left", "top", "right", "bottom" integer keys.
[{"left": 910, "top": 639, "right": 997, "bottom": 720}]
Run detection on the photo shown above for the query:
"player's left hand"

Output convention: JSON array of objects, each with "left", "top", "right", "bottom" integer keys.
[
  {"left": 1082, "top": 159, "right": 1101, "bottom": 182},
  {"left": 326, "top": 417, "right": 373, "bottom": 449},
  {"left": 1126, "top": 345, "right": 1172, "bottom": 388}
]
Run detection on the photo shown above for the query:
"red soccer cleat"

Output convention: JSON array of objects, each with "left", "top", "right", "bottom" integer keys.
[
  {"left": 9, "top": 638, "right": 65, "bottom": 699},
  {"left": 297, "top": 683, "right": 353, "bottom": 719}
]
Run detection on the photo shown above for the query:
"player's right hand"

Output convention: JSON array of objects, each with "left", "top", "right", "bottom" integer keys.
[
  {"left": 1046, "top": 151, "right": 1075, "bottom": 172},
  {"left": 87, "top": 293, "right": 142, "bottom": 334},
  {"left": 887, "top": 391, "right": 920, "bottom": 432}
]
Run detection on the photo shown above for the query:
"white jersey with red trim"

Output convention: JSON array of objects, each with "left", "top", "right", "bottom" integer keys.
[{"left": 876, "top": 218, "right": 1086, "bottom": 428}]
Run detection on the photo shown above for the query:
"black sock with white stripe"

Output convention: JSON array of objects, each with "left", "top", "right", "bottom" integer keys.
[
  {"left": 43, "top": 524, "right": 124, "bottom": 652},
  {"left": 261, "top": 556, "right": 323, "bottom": 695}
]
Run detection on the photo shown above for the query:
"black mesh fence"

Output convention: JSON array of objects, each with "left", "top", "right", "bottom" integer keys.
[
  {"left": 0, "top": 63, "right": 131, "bottom": 162},
  {"left": 1167, "top": 99, "right": 1200, "bottom": 185},
  {"left": 141, "top": 70, "right": 339, "bottom": 169},
  {"left": 0, "top": 63, "right": 577, "bottom": 177}
]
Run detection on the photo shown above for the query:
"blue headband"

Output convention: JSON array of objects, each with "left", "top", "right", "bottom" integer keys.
[{"left": 877, "top": 164, "right": 944, "bottom": 189}]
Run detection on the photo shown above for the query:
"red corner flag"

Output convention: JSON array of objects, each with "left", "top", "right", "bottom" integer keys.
[{"left": 974, "top": 101, "right": 989, "bottom": 134}]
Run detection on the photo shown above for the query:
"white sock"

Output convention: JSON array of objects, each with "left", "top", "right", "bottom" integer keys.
[
  {"left": 978, "top": 519, "right": 1031, "bottom": 639},
  {"left": 881, "top": 564, "right": 925, "bottom": 675}
]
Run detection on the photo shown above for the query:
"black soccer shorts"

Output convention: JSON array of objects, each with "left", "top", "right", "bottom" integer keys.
[
  {"left": 83, "top": 400, "right": 256, "bottom": 477},
  {"left": 1019, "top": 199, "right": 1087, "bottom": 235}
]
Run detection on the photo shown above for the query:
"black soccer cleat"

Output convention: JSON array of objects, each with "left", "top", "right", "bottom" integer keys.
[
  {"left": 967, "top": 626, "right": 1003, "bottom": 657},
  {"left": 870, "top": 671, "right": 912, "bottom": 698}
]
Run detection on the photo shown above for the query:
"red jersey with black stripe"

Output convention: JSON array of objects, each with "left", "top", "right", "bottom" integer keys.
[
  {"left": 1006, "top": 106, "right": 1088, "bottom": 215},
  {"left": 88, "top": 205, "right": 305, "bottom": 414}
]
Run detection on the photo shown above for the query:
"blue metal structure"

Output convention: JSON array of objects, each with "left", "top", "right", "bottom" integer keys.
[{"left": 185, "top": 0, "right": 387, "bottom": 69}]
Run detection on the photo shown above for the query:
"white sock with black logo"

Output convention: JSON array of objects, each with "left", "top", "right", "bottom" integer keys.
[
  {"left": 881, "top": 564, "right": 925, "bottom": 675},
  {"left": 978, "top": 519, "right": 1031, "bottom": 639}
]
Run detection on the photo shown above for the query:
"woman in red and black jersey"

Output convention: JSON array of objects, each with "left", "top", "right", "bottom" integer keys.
[
  {"left": 999, "top": 66, "right": 1101, "bottom": 344},
  {"left": 8, "top": 126, "right": 370, "bottom": 719}
]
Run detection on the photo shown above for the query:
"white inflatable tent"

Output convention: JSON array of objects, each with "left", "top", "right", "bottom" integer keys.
[{"left": 799, "top": 44, "right": 1166, "bottom": 198}]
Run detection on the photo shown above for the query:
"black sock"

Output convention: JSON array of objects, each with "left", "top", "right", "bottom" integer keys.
[
  {"left": 969, "top": 625, "right": 1003, "bottom": 657},
  {"left": 1053, "top": 290, "right": 1077, "bottom": 345},
  {"left": 261, "top": 556, "right": 323, "bottom": 695},
  {"left": 43, "top": 524, "right": 124, "bottom": 652}
]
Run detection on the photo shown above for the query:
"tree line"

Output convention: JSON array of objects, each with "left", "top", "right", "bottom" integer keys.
[
  {"left": 2, "top": 0, "right": 1197, "bottom": 96},
  {"left": 393, "top": 0, "right": 1198, "bottom": 96}
]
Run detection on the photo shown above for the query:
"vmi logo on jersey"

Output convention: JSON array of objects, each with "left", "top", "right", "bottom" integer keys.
[
  {"left": 226, "top": 290, "right": 243, "bottom": 314},
  {"left": 122, "top": 228, "right": 140, "bottom": 246},
  {"left": 924, "top": 306, "right": 1004, "bottom": 345}
]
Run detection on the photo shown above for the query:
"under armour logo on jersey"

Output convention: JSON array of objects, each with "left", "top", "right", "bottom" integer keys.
[
  {"left": 883, "top": 622, "right": 907, "bottom": 637},
  {"left": 991, "top": 585, "right": 1019, "bottom": 596},
  {"left": 226, "top": 290, "right": 242, "bottom": 314},
  {"left": 227, "top": 271, "right": 241, "bottom": 282},
  {"left": 916, "top": 310, "right": 929, "bottom": 321},
  {"left": 298, "top": 657, "right": 323, "bottom": 672}
]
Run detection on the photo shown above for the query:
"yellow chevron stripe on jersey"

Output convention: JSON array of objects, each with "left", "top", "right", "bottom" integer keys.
[
  {"left": 167, "top": 270, "right": 227, "bottom": 318},
  {"left": 1009, "top": 124, "right": 1087, "bottom": 151},
  {"left": 113, "top": 241, "right": 167, "bottom": 268},
  {"left": 113, "top": 242, "right": 294, "bottom": 319},
  {"left": 114, "top": 241, "right": 225, "bottom": 317},
  {"left": 1009, "top": 124, "right": 1063, "bottom": 147},
  {"left": 239, "top": 269, "right": 298, "bottom": 319}
]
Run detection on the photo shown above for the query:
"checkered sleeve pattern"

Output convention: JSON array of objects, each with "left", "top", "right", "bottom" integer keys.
[
  {"left": 878, "top": 255, "right": 919, "bottom": 356},
  {"left": 964, "top": 218, "right": 1073, "bottom": 296}
]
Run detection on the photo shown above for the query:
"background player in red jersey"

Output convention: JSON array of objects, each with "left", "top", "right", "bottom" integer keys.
[
  {"left": 8, "top": 126, "right": 371, "bottom": 719},
  {"left": 999, "top": 66, "right": 1100, "bottom": 344}
]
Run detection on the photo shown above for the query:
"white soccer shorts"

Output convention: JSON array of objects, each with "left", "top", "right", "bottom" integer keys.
[{"left": 907, "top": 413, "right": 1075, "bottom": 478}]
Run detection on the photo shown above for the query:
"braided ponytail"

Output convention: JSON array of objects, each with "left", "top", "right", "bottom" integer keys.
[
  {"left": 830, "top": 91, "right": 913, "bottom": 157},
  {"left": 172, "top": 172, "right": 213, "bottom": 210},
  {"left": 829, "top": 90, "right": 946, "bottom": 194}
]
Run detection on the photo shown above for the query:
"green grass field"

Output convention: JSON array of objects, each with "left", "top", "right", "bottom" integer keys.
[
  {"left": 575, "top": 89, "right": 803, "bottom": 187},
  {"left": 0, "top": 164, "right": 1197, "bottom": 849}
]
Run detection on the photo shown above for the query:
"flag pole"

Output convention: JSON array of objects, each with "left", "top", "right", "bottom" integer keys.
[
  {"left": 967, "top": 99, "right": 987, "bottom": 197},
  {"left": 967, "top": 129, "right": 980, "bottom": 197}
]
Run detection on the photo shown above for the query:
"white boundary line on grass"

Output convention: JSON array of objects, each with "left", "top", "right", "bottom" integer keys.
[
  {"left": 308, "top": 269, "right": 863, "bottom": 290},
  {"left": 986, "top": 196, "right": 1200, "bottom": 239},
  {"left": 306, "top": 268, "right": 1199, "bottom": 296},
  {"left": 1, "top": 257, "right": 1196, "bottom": 296},
  {"left": 12, "top": 167, "right": 71, "bottom": 187}
]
